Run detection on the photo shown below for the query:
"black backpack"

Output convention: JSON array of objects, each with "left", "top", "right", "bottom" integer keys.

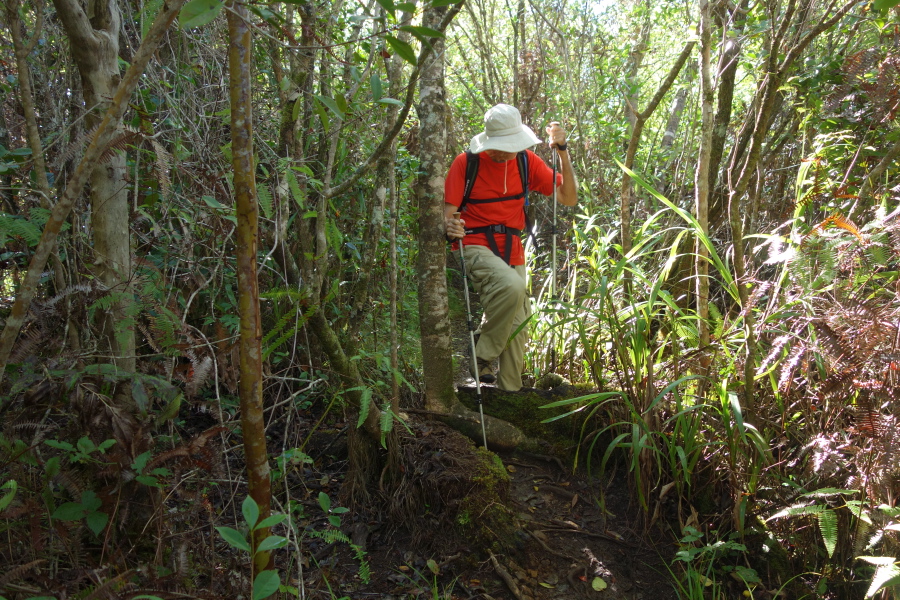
[{"left": 458, "top": 150, "right": 534, "bottom": 264}]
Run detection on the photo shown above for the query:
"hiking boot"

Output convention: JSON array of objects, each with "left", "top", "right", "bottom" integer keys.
[{"left": 474, "top": 358, "right": 495, "bottom": 384}]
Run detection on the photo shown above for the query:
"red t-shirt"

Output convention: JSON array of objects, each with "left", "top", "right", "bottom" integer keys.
[{"left": 445, "top": 150, "right": 561, "bottom": 266}]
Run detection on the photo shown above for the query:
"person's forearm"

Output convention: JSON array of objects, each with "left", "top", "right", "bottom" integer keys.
[{"left": 556, "top": 150, "right": 578, "bottom": 206}]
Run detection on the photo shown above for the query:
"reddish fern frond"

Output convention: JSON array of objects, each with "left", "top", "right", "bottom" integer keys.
[
  {"left": 759, "top": 334, "right": 792, "bottom": 374},
  {"left": 843, "top": 48, "right": 881, "bottom": 81},
  {"left": 824, "top": 214, "right": 865, "bottom": 243},
  {"left": 83, "top": 569, "right": 135, "bottom": 600},
  {"left": 0, "top": 559, "right": 47, "bottom": 586},
  {"left": 779, "top": 343, "right": 807, "bottom": 393},
  {"left": 820, "top": 370, "right": 856, "bottom": 401},
  {"left": 852, "top": 393, "right": 887, "bottom": 438},
  {"left": 149, "top": 138, "right": 173, "bottom": 199},
  {"left": 9, "top": 327, "right": 47, "bottom": 364},
  {"left": 738, "top": 281, "right": 771, "bottom": 321},
  {"left": 813, "top": 320, "right": 857, "bottom": 367}
]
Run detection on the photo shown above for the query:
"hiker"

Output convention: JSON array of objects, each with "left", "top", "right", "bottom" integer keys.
[{"left": 444, "top": 103, "right": 578, "bottom": 391}]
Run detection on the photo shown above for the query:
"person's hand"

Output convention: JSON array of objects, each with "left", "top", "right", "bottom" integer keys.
[
  {"left": 446, "top": 213, "right": 466, "bottom": 240},
  {"left": 546, "top": 121, "right": 568, "bottom": 150}
]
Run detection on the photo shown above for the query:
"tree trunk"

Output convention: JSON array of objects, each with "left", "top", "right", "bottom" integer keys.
[
  {"left": 0, "top": 0, "right": 186, "bottom": 390},
  {"left": 696, "top": 0, "right": 713, "bottom": 358},
  {"left": 52, "top": 0, "right": 134, "bottom": 374},
  {"left": 416, "top": 4, "right": 456, "bottom": 414},
  {"left": 226, "top": 0, "right": 272, "bottom": 572}
]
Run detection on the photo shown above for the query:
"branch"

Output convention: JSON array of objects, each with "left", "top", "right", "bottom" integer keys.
[
  {"left": 323, "top": 1, "right": 463, "bottom": 199},
  {"left": 637, "top": 41, "right": 696, "bottom": 122},
  {"left": 0, "top": 0, "right": 188, "bottom": 389}
]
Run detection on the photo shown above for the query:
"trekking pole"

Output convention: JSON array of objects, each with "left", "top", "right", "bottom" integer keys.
[
  {"left": 453, "top": 213, "right": 488, "bottom": 450},
  {"left": 549, "top": 150, "right": 559, "bottom": 373},
  {"left": 551, "top": 149, "right": 558, "bottom": 302}
]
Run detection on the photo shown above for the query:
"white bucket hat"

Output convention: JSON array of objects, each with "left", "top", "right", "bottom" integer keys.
[{"left": 468, "top": 104, "right": 541, "bottom": 154}]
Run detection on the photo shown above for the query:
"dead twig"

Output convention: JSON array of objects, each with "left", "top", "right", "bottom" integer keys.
[{"left": 488, "top": 551, "right": 524, "bottom": 600}]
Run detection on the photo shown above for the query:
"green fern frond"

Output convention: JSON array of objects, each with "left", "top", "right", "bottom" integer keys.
[
  {"left": 308, "top": 529, "right": 350, "bottom": 544},
  {"left": 0, "top": 213, "right": 42, "bottom": 247},
  {"left": 768, "top": 503, "right": 826, "bottom": 521},
  {"left": 258, "top": 182, "right": 274, "bottom": 219},
  {"left": 817, "top": 507, "right": 838, "bottom": 558}
]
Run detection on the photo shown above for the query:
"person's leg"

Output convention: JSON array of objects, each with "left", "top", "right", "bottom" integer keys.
[
  {"left": 496, "top": 264, "right": 529, "bottom": 391},
  {"left": 464, "top": 246, "right": 527, "bottom": 374}
]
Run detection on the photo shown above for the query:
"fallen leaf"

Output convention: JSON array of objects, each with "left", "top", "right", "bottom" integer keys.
[
  {"left": 539, "top": 582, "right": 555, "bottom": 588},
  {"left": 592, "top": 577, "right": 608, "bottom": 591},
  {"left": 571, "top": 493, "right": 579, "bottom": 508},
  {"left": 506, "top": 465, "right": 517, "bottom": 473}
]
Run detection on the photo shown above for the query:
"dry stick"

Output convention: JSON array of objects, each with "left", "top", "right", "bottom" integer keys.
[
  {"left": 0, "top": 0, "right": 188, "bottom": 390},
  {"left": 488, "top": 551, "right": 524, "bottom": 600}
]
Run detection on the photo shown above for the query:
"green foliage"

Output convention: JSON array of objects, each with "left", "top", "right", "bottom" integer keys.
[{"left": 215, "top": 496, "right": 288, "bottom": 600}]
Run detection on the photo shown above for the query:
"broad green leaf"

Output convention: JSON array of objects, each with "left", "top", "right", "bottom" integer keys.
[
  {"left": 180, "top": 0, "right": 224, "bottom": 29},
  {"left": 318, "top": 491, "right": 331, "bottom": 513},
  {"left": 132, "top": 379, "right": 149, "bottom": 413},
  {"left": 385, "top": 35, "right": 417, "bottom": 65},
  {"left": 429, "top": 0, "right": 463, "bottom": 6},
  {"left": 202, "top": 195, "right": 228, "bottom": 210},
  {"left": 370, "top": 75, "right": 383, "bottom": 102},
  {"left": 592, "top": 577, "right": 607, "bottom": 591},
  {"left": 314, "top": 94, "right": 345, "bottom": 120},
  {"left": 256, "top": 513, "right": 288, "bottom": 530},
  {"left": 427, "top": 558, "right": 439, "bottom": 575},
  {"left": 53, "top": 502, "right": 86, "bottom": 521},
  {"left": 216, "top": 526, "right": 251, "bottom": 552},
  {"left": 252, "top": 570, "right": 281, "bottom": 600},
  {"left": 85, "top": 510, "right": 108, "bottom": 536},
  {"left": 242, "top": 496, "right": 260, "bottom": 529},
  {"left": 377, "top": 97, "right": 404, "bottom": 107},
  {"left": 80, "top": 490, "right": 101, "bottom": 511},
  {"left": 0, "top": 480, "right": 16, "bottom": 513},
  {"left": 373, "top": 0, "right": 396, "bottom": 17},
  {"left": 399, "top": 25, "right": 444, "bottom": 38},
  {"left": 256, "top": 535, "right": 289, "bottom": 552},
  {"left": 873, "top": 0, "right": 900, "bottom": 10}
]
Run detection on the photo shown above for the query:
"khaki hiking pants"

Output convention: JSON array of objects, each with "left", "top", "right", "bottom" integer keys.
[{"left": 464, "top": 244, "right": 531, "bottom": 391}]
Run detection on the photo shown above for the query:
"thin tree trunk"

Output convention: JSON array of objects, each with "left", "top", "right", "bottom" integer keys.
[
  {"left": 52, "top": 0, "right": 135, "bottom": 374},
  {"left": 696, "top": 0, "right": 713, "bottom": 359},
  {"left": 416, "top": 4, "right": 456, "bottom": 414},
  {"left": 0, "top": 0, "right": 186, "bottom": 389},
  {"left": 227, "top": 0, "right": 272, "bottom": 573}
]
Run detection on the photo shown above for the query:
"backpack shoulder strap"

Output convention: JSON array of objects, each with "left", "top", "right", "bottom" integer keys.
[
  {"left": 460, "top": 150, "right": 479, "bottom": 212},
  {"left": 517, "top": 150, "right": 529, "bottom": 207}
]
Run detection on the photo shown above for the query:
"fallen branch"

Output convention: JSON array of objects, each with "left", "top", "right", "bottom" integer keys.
[{"left": 488, "top": 551, "right": 524, "bottom": 600}]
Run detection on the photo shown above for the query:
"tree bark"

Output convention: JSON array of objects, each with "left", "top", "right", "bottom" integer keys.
[
  {"left": 52, "top": 0, "right": 134, "bottom": 374},
  {"left": 416, "top": 4, "right": 456, "bottom": 414},
  {"left": 696, "top": 0, "right": 713, "bottom": 358},
  {"left": 0, "top": 0, "right": 187, "bottom": 389},
  {"left": 226, "top": 0, "right": 272, "bottom": 572}
]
